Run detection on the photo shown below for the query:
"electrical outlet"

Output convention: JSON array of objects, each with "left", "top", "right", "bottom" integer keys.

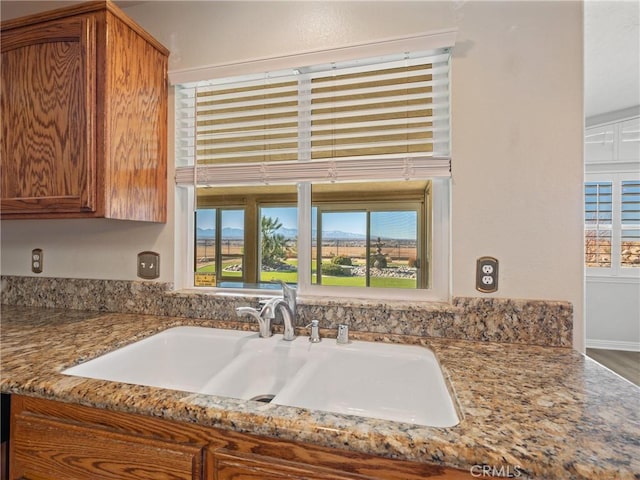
[
  {"left": 476, "top": 256, "right": 498, "bottom": 293},
  {"left": 31, "top": 248, "right": 43, "bottom": 274},
  {"left": 137, "top": 251, "right": 160, "bottom": 279}
]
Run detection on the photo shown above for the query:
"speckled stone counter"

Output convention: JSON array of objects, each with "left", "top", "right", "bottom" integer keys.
[
  {"left": 1, "top": 306, "right": 637, "bottom": 479},
  {"left": 1, "top": 276, "right": 573, "bottom": 347}
]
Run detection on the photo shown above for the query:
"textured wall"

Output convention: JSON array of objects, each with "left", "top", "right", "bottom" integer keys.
[{"left": 0, "top": 1, "right": 584, "bottom": 349}]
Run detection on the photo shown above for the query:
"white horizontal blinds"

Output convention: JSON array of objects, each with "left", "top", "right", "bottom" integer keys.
[
  {"left": 175, "top": 85, "right": 196, "bottom": 168},
  {"left": 195, "top": 74, "right": 299, "bottom": 164},
  {"left": 309, "top": 52, "right": 450, "bottom": 161},
  {"left": 175, "top": 47, "right": 451, "bottom": 187},
  {"left": 621, "top": 180, "right": 640, "bottom": 268},
  {"left": 621, "top": 180, "right": 640, "bottom": 226}
]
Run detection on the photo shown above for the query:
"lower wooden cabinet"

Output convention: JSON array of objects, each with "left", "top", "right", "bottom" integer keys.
[
  {"left": 12, "top": 414, "right": 204, "bottom": 480},
  {"left": 9, "top": 395, "right": 472, "bottom": 480},
  {"left": 212, "top": 451, "right": 362, "bottom": 480}
]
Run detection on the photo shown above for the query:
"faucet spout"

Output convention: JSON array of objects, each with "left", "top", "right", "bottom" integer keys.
[
  {"left": 271, "top": 279, "right": 296, "bottom": 313},
  {"left": 235, "top": 307, "right": 272, "bottom": 338}
]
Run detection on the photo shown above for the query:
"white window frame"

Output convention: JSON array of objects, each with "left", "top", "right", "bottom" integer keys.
[
  {"left": 173, "top": 31, "right": 456, "bottom": 302},
  {"left": 585, "top": 172, "right": 640, "bottom": 279},
  {"left": 585, "top": 115, "right": 640, "bottom": 279}
]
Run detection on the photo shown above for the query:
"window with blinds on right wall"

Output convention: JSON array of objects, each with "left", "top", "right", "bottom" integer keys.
[
  {"left": 621, "top": 180, "right": 640, "bottom": 267},
  {"left": 584, "top": 116, "right": 640, "bottom": 275}
]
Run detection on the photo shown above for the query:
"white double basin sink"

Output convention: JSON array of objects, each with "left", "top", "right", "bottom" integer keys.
[{"left": 63, "top": 326, "right": 459, "bottom": 428}]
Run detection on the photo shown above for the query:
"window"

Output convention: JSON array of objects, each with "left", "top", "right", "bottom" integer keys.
[
  {"left": 311, "top": 181, "right": 428, "bottom": 289},
  {"left": 585, "top": 182, "right": 612, "bottom": 268},
  {"left": 194, "top": 181, "right": 433, "bottom": 291},
  {"left": 621, "top": 180, "right": 640, "bottom": 268},
  {"left": 195, "top": 207, "right": 247, "bottom": 286},
  {"left": 195, "top": 185, "right": 298, "bottom": 288},
  {"left": 584, "top": 176, "right": 640, "bottom": 274},
  {"left": 175, "top": 33, "right": 454, "bottom": 300},
  {"left": 584, "top": 116, "right": 639, "bottom": 277}
]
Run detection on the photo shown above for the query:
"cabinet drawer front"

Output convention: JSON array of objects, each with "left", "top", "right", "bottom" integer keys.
[
  {"left": 213, "top": 452, "right": 354, "bottom": 480},
  {"left": 1, "top": 15, "right": 97, "bottom": 216},
  {"left": 11, "top": 413, "right": 204, "bottom": 480}
]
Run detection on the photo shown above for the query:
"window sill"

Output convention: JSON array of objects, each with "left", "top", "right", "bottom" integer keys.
[{"left": 585, "top": 274, "right": 640, "bottom": 284}]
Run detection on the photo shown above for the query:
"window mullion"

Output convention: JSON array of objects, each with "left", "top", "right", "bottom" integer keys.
[
  {"left": 366, "top": 211, "right": 371, "bottom": 287},
  {"left": 611, "top": 177, "right": 622, "bottom": 274},
  {"left": 297, "top": 183, "right": 312, "bottom": 293},
  {"left": 296, "top": 73, "right": 313, "bottom": 293},
  {"left": 245, "top": 201, "right": 258, "bottom": 284},
  {"left": 215, "top": 209, "right": 222, "bottom": 282}
]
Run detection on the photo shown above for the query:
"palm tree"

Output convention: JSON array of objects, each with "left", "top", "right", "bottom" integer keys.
[{"left": 261, "top": 216, "right": 288, "bottom": 268}]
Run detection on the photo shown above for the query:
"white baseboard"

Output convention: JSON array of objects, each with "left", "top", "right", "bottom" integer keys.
[{"left": 586, "top": 339, "right": 640, "bottom": 352}]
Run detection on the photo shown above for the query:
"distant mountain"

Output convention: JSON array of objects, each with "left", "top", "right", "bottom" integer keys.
[
  {"left": 196, "top": 227, "right": 243, "bottom": 239},
  {"left": 197, "top": 227, "right": 367, "bottom": 240},
  {"left": 196, "top": 228, "right": 215, "bottom": 239},
  {"left": 320, "top": 230, "right": 366, "bottom": 240},
  {"left": 222, "top": 227, "right": 244, "bottom": 238},
  {"left": 278, "top": 227, "right": 299, "bottom": 238}
]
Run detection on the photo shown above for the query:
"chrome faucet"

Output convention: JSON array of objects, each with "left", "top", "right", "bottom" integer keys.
[
  {"left": 262, "top": 297, "right": 296, "bottom": 341},
  {"left": 235, "top": 281, "right": 297, "bottom": 340}
]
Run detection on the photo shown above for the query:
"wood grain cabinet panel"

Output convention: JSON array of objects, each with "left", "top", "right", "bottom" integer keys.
[
  {"left": 212, "top": 451, "right": 357, "bottom": 480},
  {"left": 0, "top": 1, "right": 168, "bottom": 222},
  {"left": 11, "top": 414, "right": 204, "bottom": 480},
  {"left": 209, "top": 448, "right": 474, "bottom": 480},
  {"left": 10, "top": 394, "right": 473, "bottom": 480}
]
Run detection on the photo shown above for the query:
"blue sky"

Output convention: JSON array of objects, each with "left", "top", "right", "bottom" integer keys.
[{"left": 197, "top": 207, "right": 418, "bottom": 239}]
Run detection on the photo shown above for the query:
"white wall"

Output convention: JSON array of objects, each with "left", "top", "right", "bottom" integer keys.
[
  {"left": 0, "top": 1, "right": 585, "bottom": 350},
  {"left": 586, "top": 279, "right": 640, "bottom": 351}
]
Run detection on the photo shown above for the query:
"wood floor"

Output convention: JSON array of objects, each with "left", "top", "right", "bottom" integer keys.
[{"left": 586, "top": 348, "right": 640, "bottom": 386}]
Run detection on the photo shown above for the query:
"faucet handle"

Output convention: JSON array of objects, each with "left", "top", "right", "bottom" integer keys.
[
  {"left": 337, "top": 324, "right": 349, "bottom": 345},
  {"left": 259, "top": 298, "right": 277, "bottom": 319}
]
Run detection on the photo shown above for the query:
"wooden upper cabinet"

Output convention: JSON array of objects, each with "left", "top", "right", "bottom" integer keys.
[{"left": 0, "top": 1, "right": 168, "bottom": 222}]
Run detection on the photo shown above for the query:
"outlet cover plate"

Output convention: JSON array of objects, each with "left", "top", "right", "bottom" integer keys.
[
  {"left": 137, "top": 251, "right": 160, "bottom": 279},
  {"left": 31, "top": 248, "right": 43, "bottom": 274},
  {"left": 476, "top": 256, "right": 498, "bottom": 293}
]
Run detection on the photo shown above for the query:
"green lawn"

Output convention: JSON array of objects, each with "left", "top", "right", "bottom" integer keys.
[
  {"left": 314, "top": 275, "right": 415, "bottom": 288},
  {"left": 197, "top": 259, "right": 416, "bottom": 288},
  {"left": 196, "top": 265, "right": 215, "bottom": 273}
]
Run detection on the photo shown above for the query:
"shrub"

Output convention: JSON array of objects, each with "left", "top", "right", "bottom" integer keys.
[
  {"left": 322, "top": 263, "right": 350, "bottom": 276},
  {"left": 331, "top": 255, "right": 352, "bottom": 266},
  {"left": 408, "top": 257, "right": 417, "bottom": 268}
]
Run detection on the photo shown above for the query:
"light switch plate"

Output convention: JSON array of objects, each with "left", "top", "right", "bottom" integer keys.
[
  {"left": 137, "top": 251, "right": 160, "bottom": 279},
  {"left": 476, "top": 256, "right": 498, "bottom": 293}
]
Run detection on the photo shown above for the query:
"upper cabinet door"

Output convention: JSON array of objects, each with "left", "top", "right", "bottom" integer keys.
[
  {"left": 585, "top": 124, "right": 616, "bottom": 164},
  {"left": 1, "top": 15, "right": 97, "bottom": 214},
  {"left": 619, "top": 117, "right": 640, "bottom": 162}
]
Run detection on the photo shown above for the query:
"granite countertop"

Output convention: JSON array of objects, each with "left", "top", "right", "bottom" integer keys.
[{"left": 1, "top": 305, "right": 638, "bottom": 479}]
